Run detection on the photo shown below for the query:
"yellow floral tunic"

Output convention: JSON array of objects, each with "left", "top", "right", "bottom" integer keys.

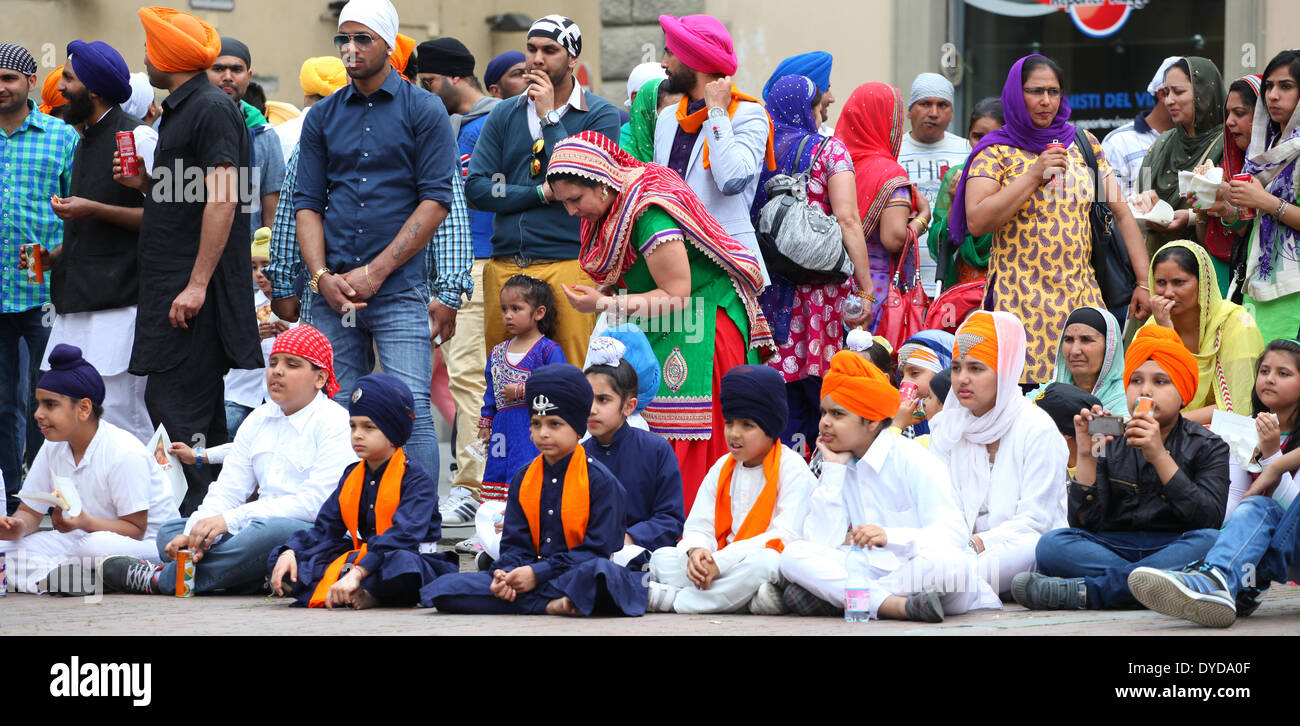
[{"left": 965, "top": 132, "right": 1108, "bottom": 383}]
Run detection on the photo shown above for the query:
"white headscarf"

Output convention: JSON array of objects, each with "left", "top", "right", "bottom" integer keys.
[
  {"left": 338, "top": 0, "right": 398, "bottom": 53},
  {"left": 121, "top": 72, "right": 154, "bottom": 120}
]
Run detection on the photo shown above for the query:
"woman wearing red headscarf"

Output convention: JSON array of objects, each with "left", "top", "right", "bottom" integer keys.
[
  {"left": 833, "top": 82, "right": 928, "bottom": 331},
  {"left": 547, "top": 131, "right": 774, "bottom": 511}
]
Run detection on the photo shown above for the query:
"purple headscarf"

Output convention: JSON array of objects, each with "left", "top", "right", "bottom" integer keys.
[
  {"left": 948, "top": 55, "right": 1076, "bottom": 246},
  {"left": 751, "top": 74, "right": 825, "bottom": 219}
]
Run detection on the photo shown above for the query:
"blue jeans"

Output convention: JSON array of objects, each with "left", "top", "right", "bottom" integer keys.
[
  {"left": 153, "top": 517, "right": 310, "bottom": 594},
  {"left": 224, "top": 401, "right": 254, "bottom": 439},
  {"left": 310, "top": 286, "right": 437, "bottom": 479},
  {"left": 1, "top": 308, "right": 50, "bottom": 514},
  {"left": 1204, "top": 496, "right": 1300, "bottom": 598},
  {"left": 1036, "top": 528, "right": 1220, "bottom": 609}
]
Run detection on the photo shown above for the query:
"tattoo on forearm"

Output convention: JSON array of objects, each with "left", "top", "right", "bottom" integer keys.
[{"left": 391, "top": 221, "right": 422, "bottom": 260}]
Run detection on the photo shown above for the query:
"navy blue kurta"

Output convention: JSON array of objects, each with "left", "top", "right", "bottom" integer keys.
[
  {"left": 422, "top": 448, "right": 647, "bottom": 615},
  {"left": 269, "top": 455, "right": 458, "bottom": 607},
  {"left": 587, "top": 424, "right": 685, "bottom": 552}
]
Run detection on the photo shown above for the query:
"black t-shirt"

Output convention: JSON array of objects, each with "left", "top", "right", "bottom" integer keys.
[{"left": 131, "top": 73, "right": 261, "bottom": 375}]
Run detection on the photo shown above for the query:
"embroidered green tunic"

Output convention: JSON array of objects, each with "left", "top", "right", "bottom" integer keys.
[{"left": 618, "top": 207, "right": 758, "bottom": 440}]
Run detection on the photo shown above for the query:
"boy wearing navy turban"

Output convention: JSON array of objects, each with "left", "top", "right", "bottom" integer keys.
[
  {"left": 268, "top": 374, "right": 459, "bottom": 608},
  {"left": 0, "top": 345, "right": 178, "bottom": 595},
  {"left": 424, "top": 364, "right": 647, "bottom": 616}
]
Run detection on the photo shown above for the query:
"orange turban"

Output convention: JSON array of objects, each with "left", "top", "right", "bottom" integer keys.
[
  {"left": 389, "top": 33, "right": 415, "bottom": 75},
  {"left": 1123, "top": 325, "right": 1199, "bottom": 406},
  {"left": 39, "top": 66, "right": 65, "bottom": 114},
  {"left": 821, "top": 350, "right": 901, "bottom": 422},
  {"left": 138, "top": 6, "right": 221, "bottom": 73},
  {"left": 953, "top": 311, "right": 998, "bottom": 369}
]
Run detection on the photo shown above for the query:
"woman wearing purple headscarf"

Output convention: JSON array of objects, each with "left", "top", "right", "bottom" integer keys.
[
  {"left": 752, "top": 74, "right": 874, "bottom": 451},
  {"left": 950, "top": 55, "right": 1149, "bottom": 383}
]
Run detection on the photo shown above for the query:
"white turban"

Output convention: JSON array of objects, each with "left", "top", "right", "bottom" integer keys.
[
  {"left": 625, "top": 62, "right": 666, "bottom": 107},
  {"left": 338, "top": 0, "right": 398, "bottom": 53},
  {"left": 909, "top": 72, "right": 954, "bottom": 108},
  {"left": 121, "top": 72, "right": 154, "bottom": 120}
]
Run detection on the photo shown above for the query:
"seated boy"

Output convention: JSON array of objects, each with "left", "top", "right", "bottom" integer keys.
[
  {"left": 268, "top": 373, "right": 459, "bottom": 608},
  {"left": 423, "top": 364, "right": 646, "bottom": 616},
  {"left": 647, "top": 365, "right": 816, "bottom": 615},
  {"left": 99, "top": 326, "right": 356, "bottom": 595},
  {"left": 1012, "top": 326, "right": 1228, "bottom": 610},
  {"left": 1128, "top": 446, "right": 1300, "bottom": 627},
  {"left": 780, "top": 352, "right": 1001, "bottom": 621},
  {"left": 0, "top": 345, "right": 178, "bottom": 595}
]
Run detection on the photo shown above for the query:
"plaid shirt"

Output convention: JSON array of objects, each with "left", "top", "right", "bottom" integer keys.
[
  {"left": 266, "top": 144, "right": 474, "bottom": 312},
  {"left": 1, "top": 101, "right": 78, "bottom": 313}
]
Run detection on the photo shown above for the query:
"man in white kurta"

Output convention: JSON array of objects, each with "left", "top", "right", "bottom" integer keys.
[
  {"left": 649, "top": 443, "right": 815, "bottom": 613},
  {"left": 781, "top": 429, "right": 1000, "bottom": 619}
]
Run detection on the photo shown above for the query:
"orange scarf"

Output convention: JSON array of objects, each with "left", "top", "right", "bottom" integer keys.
[
  {"left": 714, "top": 443, "right": 786, "bottom": 553},
  {"left": 308, "top": 449, "right": 405, "bottom": 608},
  {"left": 519, "top": 444, "right": 590, "bottom": 553},
  {"left": 676, "top": 87, "right": 777, "bottom": 172}
]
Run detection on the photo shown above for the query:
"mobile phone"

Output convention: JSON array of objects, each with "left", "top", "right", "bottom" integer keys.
[{"left": 1088, "top": 415, "right": 1125, "bottom": 437}]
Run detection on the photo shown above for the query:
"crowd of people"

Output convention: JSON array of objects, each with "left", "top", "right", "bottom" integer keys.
[{"left": 1, "top": 0, "right": 1298, "bottom": 628}]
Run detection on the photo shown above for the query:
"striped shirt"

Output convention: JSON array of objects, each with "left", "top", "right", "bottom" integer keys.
[
  {"left": 1101, "top": 112, "right": 1160, "bottom": 198},
  {"left": 1, "top": 101, "right": 78, "bottom": 313}
]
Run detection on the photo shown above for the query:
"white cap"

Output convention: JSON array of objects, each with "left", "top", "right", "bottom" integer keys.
[
  {"left": 625, "top": 62, "right": 666, "bottom": 107},
  {"left": 1147, "top": 56, "right": 1182, "bottom": 96}
]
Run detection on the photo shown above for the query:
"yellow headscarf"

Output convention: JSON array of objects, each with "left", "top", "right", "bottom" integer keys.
[
  {"left": 1143, "top": 240, "right": 1264, "bottom": 413},
  {"left": 299, "top": 56, "right": 347, "bottom": 97}
]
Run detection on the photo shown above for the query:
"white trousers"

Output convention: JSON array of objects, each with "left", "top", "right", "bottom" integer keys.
[
  {"left": 0, "top": 529, "right": 160, "bottom": 594},
  {"left": 103, "top": 371, "right": 153, "bottom": 445},
  {"left": 981, "top": 539, "right": 1040, "bottom": 597},
  {"left": 650, "top": 545, "right": 782, "bottom": 614},
  {"left": 780, "top": 540, "right": 1001, "bottom": 619}
]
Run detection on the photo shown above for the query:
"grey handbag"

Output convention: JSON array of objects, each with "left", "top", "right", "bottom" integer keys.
[{"left": 756, "top": 136, "right": 853, "bottom": 284}]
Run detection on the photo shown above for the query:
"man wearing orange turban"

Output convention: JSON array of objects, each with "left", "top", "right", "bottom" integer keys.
[
  {"left": 1012, "top": 324, "right": 1229, "bottom": 613},
  {"left": 777, "top": 349, "right": 1002, "bottom": 621},
  {"left": 127, "top": 6, "right": 263, "bottom": 514},
  {"left": 39, "top": 66, "right": 66, "bottom": 116}
]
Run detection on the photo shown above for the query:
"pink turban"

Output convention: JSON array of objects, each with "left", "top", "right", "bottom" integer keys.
[{"left": 659, "top": 14, "right": 738, "bottom": 76}]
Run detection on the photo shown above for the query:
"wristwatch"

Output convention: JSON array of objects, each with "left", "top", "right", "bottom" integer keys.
[
  {"left": 707, "top": 106, "right": 728, "bottom": 120},
  {"left": 308, "top": 267, "right": 330, "bottom": 293},
  {"left": 542, "top": 109, "right": 561, "bottom": 127}
]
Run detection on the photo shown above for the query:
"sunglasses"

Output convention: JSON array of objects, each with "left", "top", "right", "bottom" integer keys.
[
  {"left": 333, "top": 33, "right": 377, "bottom": 49},
  {"left": 529, "top": 138, "right": 545, "bottom": 177}
]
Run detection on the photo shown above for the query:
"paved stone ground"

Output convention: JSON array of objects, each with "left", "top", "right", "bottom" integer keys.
[{"left": 2, "top": 577, "right": 1297, "bottom": 636}]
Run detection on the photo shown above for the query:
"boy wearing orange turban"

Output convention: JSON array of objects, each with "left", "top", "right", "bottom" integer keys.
[
  {"left": 778, "top": 351, "right": 1001, "bottom": 620},
  {"left": 1012, "top": 325, "right": 1230, "bottom": 611}
]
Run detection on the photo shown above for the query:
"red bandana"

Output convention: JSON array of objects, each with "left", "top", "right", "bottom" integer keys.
[{"left": 270, "top": 325, "right": 340, "bottom": 398}]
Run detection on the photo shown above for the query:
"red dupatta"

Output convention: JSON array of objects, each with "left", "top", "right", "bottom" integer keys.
[
  {"left": 1206, "top": 74, "right": 1263, "bottom": 263},
  {"left": 834, "top": 82, "right": 917, "bottom": 237}
]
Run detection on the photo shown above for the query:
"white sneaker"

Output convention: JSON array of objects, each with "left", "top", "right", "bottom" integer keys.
[
  {"left": 454, "top": 533, "right": 484, "bottom": 555},
  {"left": 440, "top": 486, "right": 479, "bottom": 526},
  {"left": 748, "top": 581, "right": 790, "bottom": 616},
  {"left": 646, "top": 581, "right": 681, "bottom": 613}
]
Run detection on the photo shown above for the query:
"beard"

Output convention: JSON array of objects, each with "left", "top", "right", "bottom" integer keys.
[
  {"left": 61, "top": 88, "right": 95, "bottom": 126},
  {"left": 662, "top": 64, "right": 695, "bottom": 96}
]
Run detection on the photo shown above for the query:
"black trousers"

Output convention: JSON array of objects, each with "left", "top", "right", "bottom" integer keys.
[{"left": 143, "top": 305, "right": 231, "bottom": 516}]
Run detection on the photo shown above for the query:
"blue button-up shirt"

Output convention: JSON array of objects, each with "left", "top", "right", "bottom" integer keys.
[
  {"left": 1, "top": 100, "right": 78, "bottom": 313},
  {"left": 294, "top": 69, "right": 457, "bottom": 296}
]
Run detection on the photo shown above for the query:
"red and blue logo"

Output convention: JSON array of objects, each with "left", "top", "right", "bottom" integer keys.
[{"left": 1036, "top": 1, "right": 1137, "bottom": 39}]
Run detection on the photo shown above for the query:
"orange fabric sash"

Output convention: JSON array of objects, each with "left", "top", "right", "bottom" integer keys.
[
  {"left": 308, "top": 449, "right": 405, "bottom": 608},
  {"left": 676, "top": 87, "right": 777, "bottom": 172},
  {"left": 519, "top": 444, "right": 590, "bottom": 554},
  {"left": 714, "top": 443, "right": 785, "bottom": 552}
]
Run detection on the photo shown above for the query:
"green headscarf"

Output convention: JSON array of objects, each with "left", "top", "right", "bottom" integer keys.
[
  {"left": 621, "top": 77, "right": 663, "bottom": 163},
  {"left": 1142, "top": 56, "right": 1226, "bottom": 207},
  {"left": 1026, "top": 306, "right": 1129, "bottom": 415}
]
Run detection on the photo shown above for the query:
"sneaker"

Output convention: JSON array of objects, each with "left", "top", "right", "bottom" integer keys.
[
  {"left": 782, "top": 582, "right": 841, "bottom": 617},
  {"left": 1127, "top": 565, "right": 1236, "bottom": 628},
  {"left": 646, "top": 581, "right": 681, "bottom": 613},
  {"left": 440, "top": 487, "right": 479, "bottom": 526},
  {"left": 748, "top": 580, "right": 790, "bottom": 615},
  {"left": 1236, "top": 586, "right": 1266, "bottom": 618},
  {"left": 475, "top": 550, "right": 494, "bottom": 572},
  {"left": 454, "top": 533, "right": 484, "bottom": 555},
  {"left": 904, "top": 589, "right": 945, "bottom": 623},
  {"left": 1011, "top": 572, "right": 1087, "bottom": 610},
  {"left": 37, "top": 562, "right": 98, "bottom": 597},
  {"left": 100, "top": 555, "right": 161, "bottom": 595}
]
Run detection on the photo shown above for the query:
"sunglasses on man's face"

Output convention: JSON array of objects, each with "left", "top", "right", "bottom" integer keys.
[
  {"left": 333, "top": 33, "right": 377, "bottom": 50},
  {"left": 529, "top": 138, "right": 545, "bottom": 177}
]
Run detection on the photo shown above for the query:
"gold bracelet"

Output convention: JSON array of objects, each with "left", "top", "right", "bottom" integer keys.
[{"left": 364, "top": 264, "right": 377, "bottom": 296}]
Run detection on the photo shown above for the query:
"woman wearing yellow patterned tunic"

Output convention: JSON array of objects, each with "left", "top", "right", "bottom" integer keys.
[{"left": 948, "top": 55, "right": 1150, "bottom": 383}]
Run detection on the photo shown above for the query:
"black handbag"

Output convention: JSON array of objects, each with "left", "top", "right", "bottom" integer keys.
[{"left": 1076, "top": 128, "right": 1136, "bottom": 309}]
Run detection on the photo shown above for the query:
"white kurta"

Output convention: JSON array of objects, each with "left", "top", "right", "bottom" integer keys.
[
  {"left": 650, "top": 444, "right": 815, "bottom": 613},
  {"left": 929, "top": 403, "right": 1069, "bottom": 593},
  {"left": 779, "top": 430, "right": 1001, "bottom": 618},
  {"left": 2, "top": 421, "right": 179, "bottom": 592}
]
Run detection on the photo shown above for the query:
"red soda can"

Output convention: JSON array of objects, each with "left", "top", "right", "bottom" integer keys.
[
  {"left": 1232, "top": 173, "right": 1256, "bottom": 219},
  {"left": 116, "top": 131, "right": 139, "bottom": 177},
  {"left": 1045, "top": 140, "right": 1066, "bottom": 195},
  {"left": 175, "top": 548, "right": 195, "bottom": 597},
  {"left": 899, "top": 380, "right": 920, "bottom": 402},
  {"left": 23, "top": 243, "right": 43, "bottom": 284}
]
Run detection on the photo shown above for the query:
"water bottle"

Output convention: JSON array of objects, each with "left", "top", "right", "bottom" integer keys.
[
  {"left": 841, "top": 294, "right": 864, "bottom": 322},
  {"left": 844, "top": 544, "right": 872, "bottom": 622}
]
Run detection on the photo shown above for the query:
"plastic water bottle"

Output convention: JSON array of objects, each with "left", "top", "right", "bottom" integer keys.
[
  {"left": 841, "top": 294, "right": 863, "bottom": 322},
  {"left": 844, "top": 544, "right": 872, "bottom": 622}
]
